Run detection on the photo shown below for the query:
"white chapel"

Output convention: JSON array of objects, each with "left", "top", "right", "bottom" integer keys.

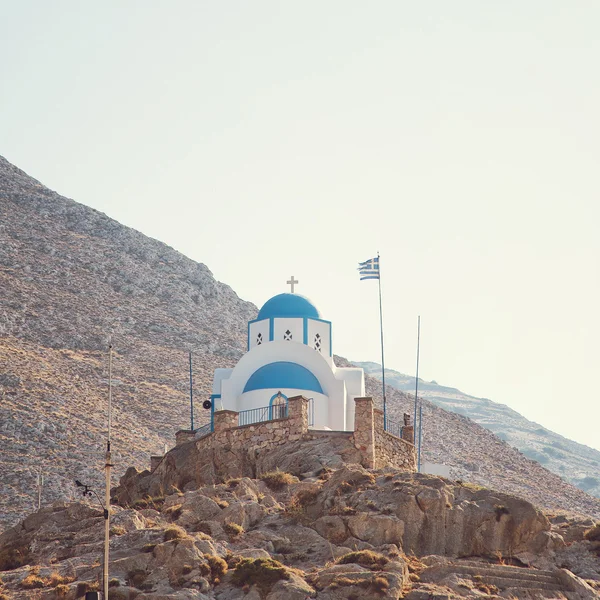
[{"left": 210, "top": 281, "right": 365, "bottom": 431}]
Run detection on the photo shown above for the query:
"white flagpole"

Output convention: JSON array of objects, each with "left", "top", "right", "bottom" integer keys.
[{"left": 376, "top": 253, "right": 387, "bottom": 427}]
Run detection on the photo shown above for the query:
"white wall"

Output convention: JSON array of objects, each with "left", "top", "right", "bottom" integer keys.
[
  {"left": 273, "top": 317, "right": 303, "bottom": 343},
  {"left": 248, "top": 319, "right": 270, "bottom": 350},
  {"left": 307, "top": 319, "right": 331, "bottom": 357}
]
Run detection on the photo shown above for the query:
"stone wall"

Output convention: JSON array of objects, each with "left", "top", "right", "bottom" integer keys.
[
  {"left": 373, "top": 408, "right": 417, "bottom": 471},
  {"left": 172, "top": 395, "right": 416, "bottom": 476}
]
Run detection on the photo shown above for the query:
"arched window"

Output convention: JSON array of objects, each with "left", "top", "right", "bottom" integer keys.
[
  {"left": 269, "top": 391, "right": 288, "bottom": 420},
  {"left": 283, "top": 329, "right": 292, "bottom": 341}
]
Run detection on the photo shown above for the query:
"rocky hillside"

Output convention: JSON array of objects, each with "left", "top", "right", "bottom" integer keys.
[
  {"left": 0, "top": 453, "right": 599, "bottom": 599},
  {"left": 1, "top": 155, "right": 599, "bottom": 533},
  {"left": 356, "top": 362, "right": 600, "bottom": 499}
]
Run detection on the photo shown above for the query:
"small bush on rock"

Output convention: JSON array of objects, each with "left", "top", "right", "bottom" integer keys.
[
  {"left": 20, "top": 573, "right": 45, "bottom": 589},
  {"left": 163, "top": 525, "right": 187, "bottom": 542},
  {"left": 584, "top": 523, "right": 600, "bottom": 542},
  {"left": 205, "top": 554, "right": 228, "bottom": 583},
  {"left": 223, "top": 522, "right": 244, "bottom": 537},
  {"left": 336, "top": 550, "right": 389, "bottom": 571},
  {"left": 231, "top": 557, "right": 290, "bottom": 594},
  {"left": 260, "top": 470, "right": 296, "bottom": 491}
]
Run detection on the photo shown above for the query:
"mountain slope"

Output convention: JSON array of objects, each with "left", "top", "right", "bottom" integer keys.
[
  {"left": 356, "top": 361, "right": 600, "bottom": 499},
  {"left": 1, "top": 155, "right": 598, "bottom": 533}
]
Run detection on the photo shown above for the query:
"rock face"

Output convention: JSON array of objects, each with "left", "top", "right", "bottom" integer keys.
[
  {"left": 1, "top": 154, "right": 600, "bottom": 533},
  {"left": 2, "top": 460, "right": 597, "bottom": 600}
]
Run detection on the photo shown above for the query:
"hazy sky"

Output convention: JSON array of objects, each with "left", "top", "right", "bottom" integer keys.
[{"left": 2, "top": 2, "right": 599, "bottom": 452}]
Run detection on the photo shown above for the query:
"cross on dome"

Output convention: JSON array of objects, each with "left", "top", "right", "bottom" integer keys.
[{"left": 287, "top": 275, "right": 298, "bottom": 293}]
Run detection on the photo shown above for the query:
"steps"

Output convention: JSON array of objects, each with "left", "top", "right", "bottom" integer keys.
[{"left": 420, "top": 559, "right": 590, "bottom": 599}]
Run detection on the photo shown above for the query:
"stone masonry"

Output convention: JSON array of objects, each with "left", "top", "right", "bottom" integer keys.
[{"left": 169, "top": 395, "right": 416, "bottom": 475}]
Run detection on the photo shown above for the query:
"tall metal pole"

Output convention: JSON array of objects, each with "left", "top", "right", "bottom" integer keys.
[
  {"left": 377, "top": 252, "right": 387, "bottom": 428},
  {"left": 189, "top": 351, "right": 194, "bottom": 431},
  {"left": 37, "top": 470, "right": 43, "bottom": 510},
  {"left": 418, "top": 403, "right": 423, "bottom": 473},
  {"left": 413, "top": 316, "right": 421, "bottom": 444},
  {"left": 104, "top": 342, "right": 113, "bottom": 598}
]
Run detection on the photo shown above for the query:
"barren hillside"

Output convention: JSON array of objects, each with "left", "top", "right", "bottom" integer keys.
[{"left": 1, "top": 155, "right": 598, "bottom": 533}]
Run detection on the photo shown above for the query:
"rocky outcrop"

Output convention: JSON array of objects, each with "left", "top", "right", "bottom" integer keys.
[{"left": 1, "top": 462, "right": 598, "bottom": 600}]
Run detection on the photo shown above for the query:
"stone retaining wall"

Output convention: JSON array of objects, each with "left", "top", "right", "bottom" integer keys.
[{"left": 172, "top": 395, "right": 416, "bottom": 474}]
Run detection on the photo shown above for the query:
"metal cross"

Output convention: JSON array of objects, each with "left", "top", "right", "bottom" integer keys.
[{"left": 287, "top": 276, "right": 298, "bottom": 293}]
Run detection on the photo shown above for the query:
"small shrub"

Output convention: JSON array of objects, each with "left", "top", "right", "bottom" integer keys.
[
  {"left": 21, "top": 574, "right": 45, "bottom": 589},
  {"left": 584, "top": 524, "right": 600, "bottom": 542},
  {"left": 110, "top": 525, "right": 127, "bottom": 536},
  {"left": 231, "top": 557, "right": 290, "bottom": 594},
  {"left": 336, "top": 550, "right": 389, "bottom": 571},
  {"left": 163, "top": 526, "right": 187, "bottom": 542},
  {"left": 47, "top": 572, "right": 75, "bottom": 586},
  {"left": 227, "top": 478, "right": 241, "bottom": 488},
  {"left": 373, "top": 575, "right": 390, "bottom": 593},
  {"left": 0, "top": 546, "right": 31, "bottom": 571},
  {"left": 163, "top": 504, "right": 183, "bottom": 521},
  {"left": 205, "top": 554, "right": 228, "bottom": 583},
  {"left": 223, "top": 522, "right": 244, "bottom": 537},
  {"left": 127, "top": 568, "right": 147, "bottom": 588},
  {"left": 76, "top": 581, "right": 99, "bottom": 597},
  {"left": 295, "top": 488, "right": 320, "bottom": 506},
  {"left": 193, "top": 521, "right": 212, "bottom": 535},
  {"left": 215, "top": 498, "right": 229, "bottom": 509},
  {"left": 260, "top": 470, "right": 296, "bottom": 491},
  {"left": 55, "top": 583, "right": 70, "bottom": 597},
  {"left": 109, "top": 578, "right": 121, "bottom": 587}
]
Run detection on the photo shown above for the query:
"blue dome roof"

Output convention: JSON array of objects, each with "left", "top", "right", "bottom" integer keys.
[
  {"left": 257, "top": 293, "right": 320, "bottom": 320},
  {"left": 243, "top": 361, "right": 324, "bottom": 393}
]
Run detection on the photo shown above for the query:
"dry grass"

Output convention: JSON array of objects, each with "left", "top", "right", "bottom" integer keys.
[
  {"left": 335, "top": 550, "right": 389, "bottom": 571},
  {"left": 204, "top": 554, "right": 228, "bottom": 584},
  {"left": 260, "top": 470, "right": 296, "bottom": 491},
  {"left": 230, "top": 557, "right": 291, "bottom": 595},
  {"left": 223, "top": 522, "right": 244, "bottom": 537},
  {"left": 163, "top": 525, "right": 188, "bottom": 542}
]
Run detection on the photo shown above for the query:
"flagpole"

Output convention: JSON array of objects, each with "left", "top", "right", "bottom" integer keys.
[
  {"left": 377, "top": 252, "right": 387, "bottom": 428},
  {"left": 413, "top": 316, "right": 420, "bottom": 444},
  {"left": 189, "top": 351, "right": 194, "bottom": 431}
]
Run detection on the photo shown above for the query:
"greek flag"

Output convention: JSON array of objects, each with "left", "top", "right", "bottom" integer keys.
[{"left": 358, "top": 257, "right": 380, "bottom": 280}]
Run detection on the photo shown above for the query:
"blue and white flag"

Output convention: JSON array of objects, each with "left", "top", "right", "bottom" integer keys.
[{"left": 358, "top": 257, "right": 380, "bottom": 280}]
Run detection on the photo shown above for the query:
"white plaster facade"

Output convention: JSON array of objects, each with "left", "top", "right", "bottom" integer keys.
[{"left": 210, "top": 293, "right": 365, "bottom": 431}]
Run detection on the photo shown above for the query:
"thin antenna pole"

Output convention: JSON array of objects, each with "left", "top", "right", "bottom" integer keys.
[
  {"left": 413, "top": 316, "right": 421, "bottom": 444},
  {"left": 418, "top": 404, "right": 423, "bottom": 473},
  {"left": 108, "top": 341, "right": 112, "bottom": 444},
  {"left": 377, "top": 252, "right": 387, "bottom": 428},
  {"left": 189, "top": 351, "right": 194, "bottom": 431},
  {"left": 37, "top": 470, "right": 43, "bottom": 510},
  {"left": 103, "top": 341, "right": 113, "bottom": 598}
]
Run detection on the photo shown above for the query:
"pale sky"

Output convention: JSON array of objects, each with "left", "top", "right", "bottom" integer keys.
[{"left": 1, "top": 2, "right": 599, "bottom": 452}]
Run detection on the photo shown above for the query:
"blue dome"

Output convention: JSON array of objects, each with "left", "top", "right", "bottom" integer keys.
[
  {"left": 257, "top": 293, "right": 320, "bottom": 320},
  {"left": 243, "top": 362, "right": 323, "bottom": 394}
]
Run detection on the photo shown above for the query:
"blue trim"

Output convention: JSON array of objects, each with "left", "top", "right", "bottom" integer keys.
[
  {"left": 210, "top": 394, "right": 221, "bottom": 432},
  {"left": 269, "top": 317, "right": 274, "bottom": 341},
  {"left": 243, "top": 362, "right": 323, "bottom": 393},
  {"left": 303, "top": 317, "right": 308, "bottom": 345},
  {"left": 268, "top": 392, "right": 288, "bottom": 420}
]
